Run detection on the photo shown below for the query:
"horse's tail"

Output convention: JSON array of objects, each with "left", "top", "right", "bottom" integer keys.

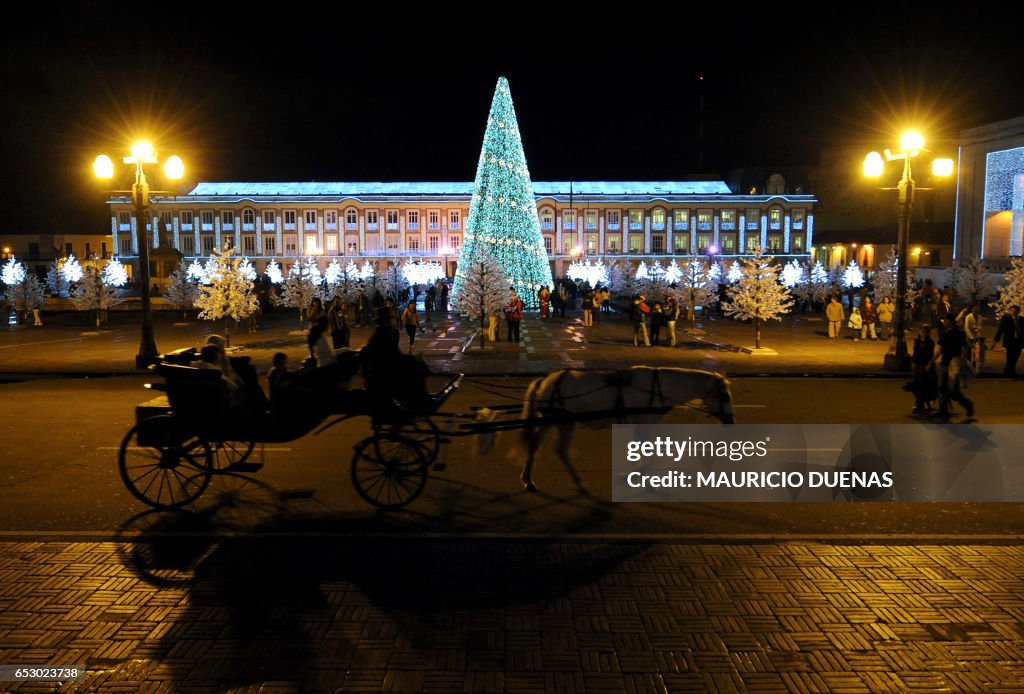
[{"left": 717, "top": 374, "right": 736, "bottom": 424}]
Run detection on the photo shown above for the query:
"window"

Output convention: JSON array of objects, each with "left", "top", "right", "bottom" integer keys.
[
  {"left": 544, "top": 236, "right": 553, "bottom": 254},
  {"left": 263, "top": 210, "right": 276, "bottom": 228},
  {"left": 65, "top": 242, "right": 73, "bottom": 256},
  {"left": 449, "top": 235, "right": 461, "bottom": 249},
  {"left": 346, "top": 209, "right": 358, "bottom": 228},
  {"left": 119, "top": 212, "right": 132, "bottom": 228},
  {"left": 347, "top": 240, "right": 358, "bottom": 255},
  {"left": 180, "top": 212, "right": 193, "bottom": 228},
  {"left": 202, "top": 211, "right": 214, "bottom": 229},
  {"left": 366, "top": 210, "right": 378, "bottom": 229},
  {"left": 673, "top": 234, "right": 688, "bottom": 254},
  {"left": 386, "top": 234, "right": 400, "bottom": 250},
  {"left": 180, "top": 235, "right": 194, "bottom": 254},
  {"left": 673, "top": 210, "right": 688, "bottom": 229},
  {"left": 160, "top": 211, "right": 173, "bottom": 229},
  {"left": 387, "top": 210, "right": 399, "bottom": 228},
  {"left": 767, "top": 234, "right": 783, "bottom": 251},
  {"left": 720, "top": 209, "right": 736, "bottom": 230},
  {"left": 586, "top": 233, "right": 598, "bottom": 254},
  {"left": 563, "top": 210, "right": 575, "bottom": 229},
  {"left": 264, "top": 236, "right": 276, "bottom": 254},
  {"left": 243, "top": 209, "right": 255, "bottom": 227},
  {"left": 407, "top": 210, "right": 419, "bottom": 230},
  {"left": 408, "top": 236, "right": 419, "bottom": 251},
  {"left": 326, "top": 234, "right": 339, "bottom": 253},
  {"left": 629, "top": 234, "right": 643, "bottom": 253},
  {"left": 651, "top": 235, "right": 665, "bottom": 254},
  {"left": 563, "top": 235, "right": 574, "bottom": 254},
  {"left": 606, "top": 235, "right": 620, "bottom": 253},
  {"left": 428, "top": 235, "right": 439, "bottom": 251},
  {"left": 697, "top": 210, "right": 712, "bottom": 230},
  {"left": 222, "top": 211, "right": 234, "bottom": 229},
  {"left": 101, "top": 242, "right": 108, "bottom": 259},
  {"left": 449, "top": 210, "right": 460, "bottom": 229},
  {"left": 651, "top": 209, "right": 665, "bottom": 229},
  {"left": 540, "top": 209, "right": 553, "bottom": 230},
  {"left": 720, "top": 234, "right": 736, "bottom": 253},
  {"left": 629, "top": 209, "right": 643, "bottom": 229},
  {"left": 242, "top": 235, "right": 257, "bottom": 254},
  {"left": 202, "top": 235, "right": 215, "bottom": 253},
  {"left": 305, "top": 234, "right": 319, "bottom": 254},
  {"left": 746, "top": 235, "right": 760, "bottom": 252},
  {"left": 697, "top": 233, "right": 712, "bottom": 252},
  {"left": 325, "top": 210, "right": 337, "bottom": 228},
  {"left": 585, "top": 210, "right": 597, "bottom": 229},
  {"left": 606, "top": 210, "right": 620, "bottom": 229},
  {"left": 746, "top": 209, "right": 760, "bottom": 230},
  {"left": 120, "top": 238, "right": 132, "bottom": 256},
  {"left": 284, "top": 210, "right": 296, "bottom": 228},
  {"left": 769, "top": 208, "right": 783, "bottom": 230},
  {"left": 305, "top": 210, "right": 317, "bottom": 229},
  {"left": 428, "top": 210, "right": 439, "bottom": 230},
  {"left": 791, "top": 234, "right": 804, "bottom": 251},
  {"left": 284, "top": 235, "right": 297, "bottom": 254},
  {"left": 792, "top": 209, "right": 805, "bottom": 228}
]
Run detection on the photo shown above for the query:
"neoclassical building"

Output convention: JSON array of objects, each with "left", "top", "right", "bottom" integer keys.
[{"left": 104, "top": 180, "right": 816, "bottom": 280}]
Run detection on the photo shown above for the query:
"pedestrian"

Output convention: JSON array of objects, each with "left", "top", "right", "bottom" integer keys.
[
  {"left": 505, "top": 290, "right": 523, "bottom": 343},
  {"left": 665, "top": 297, "right": 680, "bottom": 347},
  {"left": 931, "top": 315, "right": 974, "bottom": 418},
  {"left": 401, "top": 299, "right": 423, "bottom": 353},
  {"left": 847, "top": 306, "right": 863, "bottom": 341},
  {"left": 354, "top": 289, "right": 370, "bottom": 327},
  {"left": 630, "top": 294, "right": 651, "bottom": 347},
  {"left": 552, "top": 284, "right": 566, "bottom": 318},
  {"left": 601, "top": 287, "right": 611, "bottom": 314},
  {"left": 307, "top": 315, "right": 337, "bottom": 367},
  {"left": 425, "top": 284, "right": 435, "bottom": 314},
  {"left": 307, "top": 296, "right": 325, "bottom": 330},
  {"left": 650, "top": 301, "right": 665, "bottom": 345},
  {"left": 877, "top": 296, "right": 894, "bottom": 339},
  {"left": 825, "top": 295, "right": 845, "bottom": 339},
  {"left": 962, "top": 304, "right": 985, "bottom": 370},
  {"left": 860, "top": 297, "right": 879, "bottom": 340},
  {"left": 439, "top": 281, "right": 449, "bottom": 313},
  {"left": 328, "top": 297, "right": 350, "bottom": 348},
  {"left": 909, "top": 325, "right": 937, "bottom": 413},
  {"left": 993, "top": 305, "right": 1023, "bottom": 376},
  {"left": 487, "top": 310, "right": 501, "bottom": 343},
  {"left": 582, "top": 286, "right": 595, "bottom": 327},
  {"left": 384, "top": 297, "right": 401, "bottom": 347},
  {"left": 935, "top": 292, "right": 953, "bottom": 326},
  {"left": 538, "top": 285, "right": 551, "bottom": 318}
]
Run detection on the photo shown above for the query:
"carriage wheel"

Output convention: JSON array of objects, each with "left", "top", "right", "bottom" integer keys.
[
  {"left": 386, "top": 416, "right": 441, "bottom": 464},
  {"left": 207, "top": 439, "right": 256, "bottom": 472},
  {"left": 118, "top": 417, "right": 212, "bottom": 509},
  {"left": 351, "top": 434, "right": 429, "bottom": 510}
]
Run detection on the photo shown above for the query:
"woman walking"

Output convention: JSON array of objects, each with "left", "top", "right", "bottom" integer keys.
[{"left": 401, "top": 299, "right": 423, "bottom": 353}]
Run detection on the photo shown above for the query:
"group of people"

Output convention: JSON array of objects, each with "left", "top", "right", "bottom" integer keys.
[
  {"left": 628, "top": 294, "right": 681, "bottom": 348},
  {"left": 825, "top": 295, "right": 896, "bottom": 341},
  {"left": 536, "top": 284, "right": 611, "bottom": 324}
]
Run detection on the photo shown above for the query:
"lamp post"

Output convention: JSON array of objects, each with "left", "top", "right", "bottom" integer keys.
[
  {"left": 863, "top": 132, "right": 953, "bottom": 371},
  {"left": 94, "top": 142, "right": 184, "bottom": 369}
]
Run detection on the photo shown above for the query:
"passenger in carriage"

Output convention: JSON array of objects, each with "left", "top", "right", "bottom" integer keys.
[{"left": 361, "top": 307, "right": 430, "bottom": 411}]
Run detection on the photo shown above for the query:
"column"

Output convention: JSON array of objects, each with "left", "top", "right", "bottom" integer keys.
[
  {"left": 644, "top": 214, "right": 651, "bottom": 254},
  {"left": 760, "top": 214, "right": 768, "bottom": 251}
]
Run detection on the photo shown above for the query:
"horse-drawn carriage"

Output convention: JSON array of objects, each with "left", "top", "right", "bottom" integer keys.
[{"left": 118, "top": 353, "right": 735, "bottom": 511}]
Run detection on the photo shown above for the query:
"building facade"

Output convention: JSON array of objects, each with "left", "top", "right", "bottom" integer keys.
[{"left": 104, "top": 180, "right": 816, "bottom": 280}]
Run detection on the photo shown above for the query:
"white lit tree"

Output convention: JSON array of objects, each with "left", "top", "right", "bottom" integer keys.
[
  {"left": 636, "top": 261, "right": 671, "bottom": 303},
  {"left": 326, "top": 259, "right": 360, "bottom": 303},
  {"left": 797, "top": 259, "right": 831, "bottom": 310},
  {"left": 454, "top": 77, "right": 553, "bottom": 304},
  {"left": 827, "top": 262, "right": 844, "bottom": 298},
  {"left": 264, "top": 258, "right": 284, "bottom": 285},
  {"left": 194, "top": 243, "right": 260, "bottom": 345},
  {"left": 3, "top": 258, "right": 45, "bottom": 325},
  {"left": 72, "top": 265, "right": 124, "bottom": 328},
  {"left": 841, "top": 259, "right": 865, "bottom": 307},
  {"left": 780, "top": 259, "right": 805, "bottom": 290},
  {"left": 186, "top": 258, "right": 207, "bottom": 283},
  {"left": 46, "top": 257, "right": 72, "bottom": 297},
  {"left": 277, "top": 258, "right": 323, "bottom": 327},
  {"left": 451, "top": 251, "right": 511, "bottom": 349},
  {"left": 165, "top": 263, "right": 200, "bottom": 321},
  {"left": 955, "top": 257, "right": 992, "bottom": 305},
  {"left": 992, "top": 257, "right": 1024, "bottom": 315},
  {"left": 872, "top": 246, "right": 917, "bottom": 308},
  {"left": 102, "top": 258, "right": 129, "bottom": 288},
  {"left": 672, "top": 257, "right": 715, "bottom": 325},
  {"left": 723, "top": 248, "right": 793, "bottom": 349},
  {"left": 380, "top": 260, "right": 410, "bottom": 302}
]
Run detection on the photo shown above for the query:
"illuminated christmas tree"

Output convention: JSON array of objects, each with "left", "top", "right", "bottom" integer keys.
[
  {"left": 723, "top": 247, "right": 793, "bottom": 349},
  {"left": 194, "top": 243, "right": 260, "bottom": 344},
  {"left": 454, "top": 77, "right": 552, "bottom": 306}
]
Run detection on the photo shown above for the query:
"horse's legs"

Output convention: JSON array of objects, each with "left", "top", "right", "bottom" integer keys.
[
  {"left": 555, "top": 422, "right": 590, "bottom": 496},
  {"left": 520, "top": 424, "right": 544, "bottom": 491}
]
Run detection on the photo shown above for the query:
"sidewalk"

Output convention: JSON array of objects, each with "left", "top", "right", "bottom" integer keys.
[{"left": 2, "top": 308, "right": 1004, "bottom": 378}]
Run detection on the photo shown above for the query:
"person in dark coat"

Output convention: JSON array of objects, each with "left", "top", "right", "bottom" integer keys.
[{"left": 994, "top": 305, "right": 1024, "bottom": 376}]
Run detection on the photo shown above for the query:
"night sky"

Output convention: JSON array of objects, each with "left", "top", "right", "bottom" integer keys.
[{"left": 2, "top": 3, "right": 1022, "bottom": 235}]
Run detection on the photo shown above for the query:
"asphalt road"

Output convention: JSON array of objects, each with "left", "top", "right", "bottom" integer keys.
[{"left": 2, "top": 375, "right": 1024, "bottom": 536}]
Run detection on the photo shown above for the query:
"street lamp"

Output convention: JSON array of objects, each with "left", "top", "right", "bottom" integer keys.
[
  {"left": 94, "top": 141, "right": 184, "bottom": 369},
  {"left": 864, "top": 131, "right": 954, "bottom": 371}
]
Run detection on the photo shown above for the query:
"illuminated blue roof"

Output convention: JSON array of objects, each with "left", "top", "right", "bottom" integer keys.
[{"left": 187, "top": 180, "right": 735, "bottom": 197}]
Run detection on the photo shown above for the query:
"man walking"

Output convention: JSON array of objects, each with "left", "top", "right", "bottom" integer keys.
[
  {"left": 825, "top": 295, "right": 845, "bottom": 340},
  {"left": 994, "top": 305, "right": 1023, "bottom": 376},
  {"left": 630, "top": 294, "right": 651, "bottom": 347},
  {"left": 505, "top": 290, "right": 523, "bottom": 343},
  {"left": 931, "top": 315, "right": 974, "bottom": 419}
]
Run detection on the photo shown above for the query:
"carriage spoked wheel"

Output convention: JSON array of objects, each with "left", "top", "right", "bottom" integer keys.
[
  {"left": 118, "top": 416, "right": 213, "bottom": 509},
  {"left": 207, "top": 439, "right": 256, "bottom": 472},
  {"left": 388, "top": 416, "right": 442, "bottom": 465},
  {"left": 351, "top": 433, "right": 429, "bottom": 510}
]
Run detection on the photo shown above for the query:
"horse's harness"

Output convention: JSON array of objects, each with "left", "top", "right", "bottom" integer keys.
[{"left": 541, "top": 369, "right": 672, "bottom": 422}]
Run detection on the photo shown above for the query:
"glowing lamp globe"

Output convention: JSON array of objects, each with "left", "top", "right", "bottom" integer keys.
[
  {"left": 900, "top": 131, "right": 924, "bottom": 154},
  {"left": 932, "top": 158, "right": 954, "bottom": 177},
  {"left": 164, "top": 155, "right": 184, "bottom": 180},
  {"left": 863, "top": 151, "right": 884, "bottom": 177},
  {"left": 130, "top": 141, "right": 154, "bottom": 159},
  {"left": 93, "top": 155, "right": 114, "bottom": 179}
]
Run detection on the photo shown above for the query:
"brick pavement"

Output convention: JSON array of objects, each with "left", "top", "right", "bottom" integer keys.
[{"left": 1, "top": 537, "right": 1023, "bottom": 692}]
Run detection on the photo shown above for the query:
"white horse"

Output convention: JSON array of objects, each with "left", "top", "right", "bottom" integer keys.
[{"left": 479, "top": 367, "right": 735, "bottom": 492}]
